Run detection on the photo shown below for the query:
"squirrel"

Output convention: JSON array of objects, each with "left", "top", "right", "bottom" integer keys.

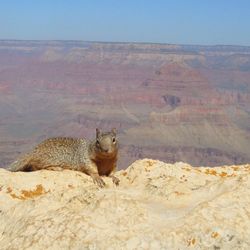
[{"left": 7, "top": 128, "right": 119, "bottom": 188}]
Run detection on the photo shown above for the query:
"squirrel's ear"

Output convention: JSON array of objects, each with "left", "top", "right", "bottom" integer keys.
[
  {"left": 111, "top": 128, "right": 116, "bottom": 135},
  {"left": 96, "top": 128, "right": 101, "bottom": 137}
]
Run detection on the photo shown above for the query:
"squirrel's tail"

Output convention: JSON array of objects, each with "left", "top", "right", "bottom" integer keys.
[{"left": 7, "top": 154, "right": 31, "bottom": 172}]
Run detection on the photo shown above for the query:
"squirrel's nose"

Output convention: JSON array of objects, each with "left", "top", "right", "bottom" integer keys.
[{"left": 103, "top": 148, "right": 109, "bottom": 153}]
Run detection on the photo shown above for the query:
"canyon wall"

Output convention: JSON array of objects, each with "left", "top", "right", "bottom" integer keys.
[{"left": 0, "top": 41, "right": 250, "bottom": 168}]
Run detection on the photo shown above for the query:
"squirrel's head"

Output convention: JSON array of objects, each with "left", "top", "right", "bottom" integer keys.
[{"left": 95, "top": 128, "right": 118, "bottom": 156}]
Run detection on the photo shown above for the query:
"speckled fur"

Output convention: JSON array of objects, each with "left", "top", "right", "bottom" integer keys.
[{"left": 8, "top": 128, "right": 119, "bottom": 187}]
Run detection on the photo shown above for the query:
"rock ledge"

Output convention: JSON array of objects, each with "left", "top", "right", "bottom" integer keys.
[{"left": 0, "top": 159, "right": 250, "bottom": 249}]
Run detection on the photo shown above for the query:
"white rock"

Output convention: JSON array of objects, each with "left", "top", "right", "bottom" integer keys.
[{"left": 0, "top": 159, "right": 249, "bottom": 249}]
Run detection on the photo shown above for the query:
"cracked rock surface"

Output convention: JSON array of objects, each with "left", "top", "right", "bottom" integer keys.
[{"left": 0, "top": 159, "right": 250, "bottom": 249}]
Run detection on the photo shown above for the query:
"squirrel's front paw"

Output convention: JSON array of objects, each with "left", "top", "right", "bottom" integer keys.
[
  {"left": 111, "top": 176, "right": 120, "bottom": 186},
  {"left": 92, "top": 175, "right": 106, "bottom": 188}
]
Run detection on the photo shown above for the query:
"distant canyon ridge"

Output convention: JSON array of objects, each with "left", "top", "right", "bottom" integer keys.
[{"left": 0, "top": 40, "right": 250, "bottom": 168}]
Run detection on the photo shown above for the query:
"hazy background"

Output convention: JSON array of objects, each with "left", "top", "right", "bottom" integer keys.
[
  {"left": 0, "top": 0, "right": 250, "bottom": 45},
  {"left": 0, "top": 1, "right": 250, "bottom": 169}
]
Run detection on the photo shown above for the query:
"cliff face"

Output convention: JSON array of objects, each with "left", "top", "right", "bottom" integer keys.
[
  {"left": 0, "top": 159, "right": 249, "bottom": 249},
  {"left": 0, "top": 41, "right": 250, "bottom": 168}
]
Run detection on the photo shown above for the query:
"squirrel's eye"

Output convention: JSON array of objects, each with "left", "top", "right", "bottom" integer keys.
[{"left": 112, "top": 137, "right": 116, "bottom": 143}]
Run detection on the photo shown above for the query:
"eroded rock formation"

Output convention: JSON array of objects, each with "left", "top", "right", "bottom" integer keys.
[{"left": 0, "top": 159, "right": 249, "bottom": 249}]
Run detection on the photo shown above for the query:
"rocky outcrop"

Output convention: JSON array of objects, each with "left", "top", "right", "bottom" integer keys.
[{"left": 0, "top": 159, "right": 249, "bottom": 249}]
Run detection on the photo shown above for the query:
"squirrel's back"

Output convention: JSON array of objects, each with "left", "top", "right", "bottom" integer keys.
[{"left": 8, "top": 137, "right": 89, "bottom": 172}]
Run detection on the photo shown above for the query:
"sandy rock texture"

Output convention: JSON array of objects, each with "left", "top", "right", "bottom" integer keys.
[{"left": 0, "top": 159, "right": 250, "bottom": 249}]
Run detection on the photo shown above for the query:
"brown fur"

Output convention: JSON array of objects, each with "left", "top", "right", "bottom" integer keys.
[
  {"left": 93, "top": 150, "right": 118, "bottom": 176},
  {"left": 8, "top": 128, "right": 119, "bottom": 187}
]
